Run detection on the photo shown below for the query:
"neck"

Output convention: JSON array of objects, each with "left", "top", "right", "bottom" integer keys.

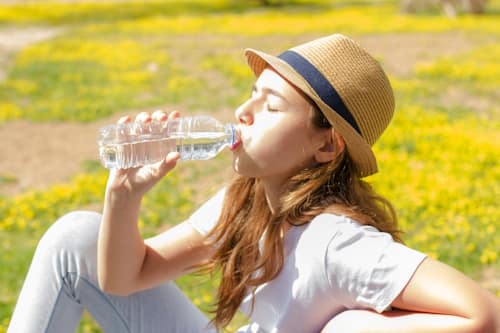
[
  {"left": 257, "top": 176, "right": 298, "bottom": 238},
  {"left": 261, "top": 177, "right": 285, "bottom": 216},
  {"left": 262, "top": 179, "right": 295, "bottom": 236}
]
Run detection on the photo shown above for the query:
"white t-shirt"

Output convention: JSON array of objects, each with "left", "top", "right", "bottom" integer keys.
[{"left": 188, "top": 189, "right": 426, "bottom": 333}]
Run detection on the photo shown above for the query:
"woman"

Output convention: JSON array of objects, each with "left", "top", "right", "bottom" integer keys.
[{"left": 8, "top": 34, "right": 500, "bottom": 332}]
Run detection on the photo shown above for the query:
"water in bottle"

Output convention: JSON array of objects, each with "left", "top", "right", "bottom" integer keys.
[{"left": 98, "top": 116, "right": 237, "bottom": 169}]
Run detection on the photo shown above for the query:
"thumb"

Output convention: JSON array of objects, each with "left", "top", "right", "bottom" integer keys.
[{"left": 153, "top": 151, "right": 181, "bottom": 178}]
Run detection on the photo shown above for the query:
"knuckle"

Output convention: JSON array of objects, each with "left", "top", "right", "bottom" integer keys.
[
  {"left": 118, "top": 116, "right": 130, "bottom": 124},
  {"left": 136, "top": 112, "right": 151, "bottom": 122},
  {"left": 152, "top": 110, "right": 167, "bottom": 120}
]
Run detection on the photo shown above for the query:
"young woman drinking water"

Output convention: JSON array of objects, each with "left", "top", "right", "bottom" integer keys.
[{"left": 8, "top": 34, "right": 500, "bottom": 333}]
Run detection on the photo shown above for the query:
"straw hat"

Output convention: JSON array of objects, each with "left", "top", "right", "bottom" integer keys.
[{"left": 245, "top": 34, "right": 395, "bottom": 177}]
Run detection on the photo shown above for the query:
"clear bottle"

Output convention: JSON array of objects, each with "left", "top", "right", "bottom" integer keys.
[{"left": 98, "top": 115, "right": 236, "bottom": 169}]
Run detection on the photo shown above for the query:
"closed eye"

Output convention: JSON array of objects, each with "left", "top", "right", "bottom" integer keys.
[{"left": 265, "top": 103, "right": 279, "bottom": 112}]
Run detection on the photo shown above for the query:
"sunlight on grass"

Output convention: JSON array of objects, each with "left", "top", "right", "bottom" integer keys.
[
  {"left": 371, "top": 106, "right": 500, "bottom": 272},
  {"left": 416, "top": 43, "right": 500, "bottom": 86},
  {"left": 0, "top": 38, "right": 173, "bottom": 121},
  {"left": 0, "top": 0, "right": 499, "bottom": 331}
]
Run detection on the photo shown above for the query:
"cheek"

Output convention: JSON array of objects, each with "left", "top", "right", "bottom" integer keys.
[
  {"left": 250, "top": 123, "right": 292, "bottom": 153},
  {"left": 244, "top": 130, "right": 279, "bottom": 164},
  {"left": 249, "top": 120, "right": 312, "bottom": 166}
]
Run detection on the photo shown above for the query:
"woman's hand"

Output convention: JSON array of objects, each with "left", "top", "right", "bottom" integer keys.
[
  {"left": 99, "top": 110, "right": 185, "bottom": 294},
  {"left": 105, "top": 110, "right": 181, "bottom": 199}
]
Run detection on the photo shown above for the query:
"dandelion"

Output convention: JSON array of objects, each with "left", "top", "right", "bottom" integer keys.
[
  {"left": 202, "top": 293, "right": 213, "bottom": 305},
  {"left": 480, "top": 249, "right": 498, "bottom": 265}
]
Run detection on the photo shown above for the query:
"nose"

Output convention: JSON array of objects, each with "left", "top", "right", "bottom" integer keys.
[{"left": 234, "top": 99, "right": 254, "bottom": 126}]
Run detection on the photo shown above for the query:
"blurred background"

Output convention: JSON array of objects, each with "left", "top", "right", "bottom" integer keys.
[{"left": 0, "top": 0, "right": 499, "bottom": 331}]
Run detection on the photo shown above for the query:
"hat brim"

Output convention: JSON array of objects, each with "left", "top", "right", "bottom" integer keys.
[{"left": 245, "top": 48, "right": 378, "bottom": 177}]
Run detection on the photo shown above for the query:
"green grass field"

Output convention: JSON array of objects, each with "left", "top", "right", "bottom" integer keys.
[{"left": 0, "top": 0, "right": 499, "bottom": 331}]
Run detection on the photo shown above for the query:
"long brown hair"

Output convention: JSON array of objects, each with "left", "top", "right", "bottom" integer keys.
[{"left": 204, "top": 106, "right": 402, "bottom": 330}]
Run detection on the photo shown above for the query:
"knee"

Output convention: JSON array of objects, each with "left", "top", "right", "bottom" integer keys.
[{"left": 38, "top": 210, "right": 102, "bottom": 257}]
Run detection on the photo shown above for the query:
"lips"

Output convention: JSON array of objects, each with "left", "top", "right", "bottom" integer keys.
[{"left": 230, "top": 126, "right": 242, "bottom": 151}]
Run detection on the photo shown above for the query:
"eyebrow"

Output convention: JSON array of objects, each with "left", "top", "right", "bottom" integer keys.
[{"left": 252, "top": 84, "right": 286, "bottom": 101}]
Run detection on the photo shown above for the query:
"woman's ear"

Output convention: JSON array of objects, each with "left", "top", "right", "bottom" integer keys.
[{"left": 315, "top": 130, "right": 345, "bottom": 163}]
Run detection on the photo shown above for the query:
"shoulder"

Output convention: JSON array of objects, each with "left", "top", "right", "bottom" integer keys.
[
  {"left": 320, "top": 212, "right": 424, "bottom": 274},
  {"left": 318, "top": 213, "right": 426, "bottom": 312},
  {"left": 301, "top": 213, "right": 349, "bottom": 236},
  {"left": 292, "top": 213, "right": 352, "bottom": 252},
  {"left": 290, "top": 213, "right": 365, "bottom": 270},
  {"left": 301, "top": 213, "right": 384, "bottom": 248}
]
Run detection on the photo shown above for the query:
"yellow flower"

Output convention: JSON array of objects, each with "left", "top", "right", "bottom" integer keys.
[
  {"left": 480, "top": 249, "right": 498, "bottom": 265},
  {"left": 0, "top": 102, "right": 22, "bottom": 121}
]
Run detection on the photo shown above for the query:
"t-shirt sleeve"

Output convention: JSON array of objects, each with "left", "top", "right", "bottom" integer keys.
[
  {"left": 324, "top": 218, "right": 427, "bottom": 313},
  {"left": 187, "top": 188, "right": 225, "bottom": 236}
]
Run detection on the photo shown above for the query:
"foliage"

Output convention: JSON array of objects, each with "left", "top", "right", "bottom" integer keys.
[
  {"left": 0, "top": 0, "right": 499, "bottom": 331},
  {"left": 371, "top": 107, "right": 499, "bottom": 269},
  {"left": 0, "top": 38, "right": 174, "bottom": 121},
  {"left": 1, "top": 2, "right": 499, "bottom": 123},
  {"left": 416, "top": 43, "right": 500, "bottom": 86}
]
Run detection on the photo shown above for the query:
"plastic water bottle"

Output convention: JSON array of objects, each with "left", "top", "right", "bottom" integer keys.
[{"left": 98, "top": 115, "right": 236, "bottom": 169}]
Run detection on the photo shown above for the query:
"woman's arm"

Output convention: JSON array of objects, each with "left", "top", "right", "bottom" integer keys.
[
  {"left": 98, "top": 190, "right": 214, "bottom": 296},
  {"left": 390, "top": 258, "right": 499, "bottom": 332},
  {"left": 98, "top": 154, "right": 214, "bottom": 296},
  {"left": 97, "top": 111, "right": 215, "bottom": 296},
  {"left": 322, "top": 258, "right": 500, "bottom": 333}
]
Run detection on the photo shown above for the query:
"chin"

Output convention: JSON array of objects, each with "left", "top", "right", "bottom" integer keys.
[{"left": 232, "top": 157, "right": 259, "bottom": 178}]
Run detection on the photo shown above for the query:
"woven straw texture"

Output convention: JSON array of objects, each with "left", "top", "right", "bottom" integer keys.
[{"left": 245, "top": 34, "right": 395, "bottom": 177}]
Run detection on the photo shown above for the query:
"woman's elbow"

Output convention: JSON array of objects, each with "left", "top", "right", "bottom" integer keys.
[
  {"left": 97, "top": 270, "right": 134, "bottom": 296},
  {"left": 466, "top": 295, "right": 499, "bottom": 333},
  {"left": 467, "top": 314, "right": 496, "bottom": 333},
  {"left": 99, "top": 281, "right": 134, "bottom": 297}
]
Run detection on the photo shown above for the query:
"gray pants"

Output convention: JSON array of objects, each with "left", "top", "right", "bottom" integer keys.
[{"left": 7, "top": 211, "right": 217, "bottom": 333}]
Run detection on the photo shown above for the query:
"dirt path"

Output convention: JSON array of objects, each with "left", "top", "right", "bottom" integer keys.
[
  {"left": 1, "top": 117, "right": 119, "bottom": 195},
  {"left": 0, "top": 27, "right": 63, "bottom": 81},
  {"left": 0, "top": 28, "right": 484, "bottom": 195},
  {"left": 0, "top": 25, "right": 100, "bottom": 195}
]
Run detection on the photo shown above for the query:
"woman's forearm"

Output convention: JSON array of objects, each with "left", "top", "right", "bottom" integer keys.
[
  {"left": 322, "top": 309, "right": 495, "bottom": 333},
  {"left": 375, "top": 310, "right": 492, "bottom": 333},
  {"left": 97, "top": 189, "right": 146, "bottom": 295}
]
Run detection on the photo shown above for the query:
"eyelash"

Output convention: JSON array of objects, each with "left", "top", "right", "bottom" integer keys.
[
  {"left": 250, "top": 89, "right": 279, "bottom": 111},
  {"left": 265, "top": 103, "right": 278, "bottom": 112}
]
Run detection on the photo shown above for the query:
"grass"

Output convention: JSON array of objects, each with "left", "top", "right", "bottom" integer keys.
[
  {"left": 0, "top": 174, "right": 16, "bottom": 186},
  {"left": 0, "top": 0, "right": 499, "bottom": 331}
]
